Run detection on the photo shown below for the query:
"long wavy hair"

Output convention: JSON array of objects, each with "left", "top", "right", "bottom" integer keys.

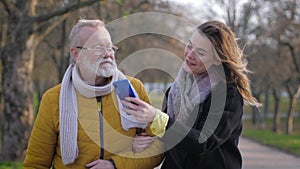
[{"left": 197, "top": 20, "right": 260, "bottom": 107}]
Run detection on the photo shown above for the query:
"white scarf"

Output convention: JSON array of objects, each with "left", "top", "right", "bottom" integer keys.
[
  {"left": 59, "top": 64, "right": 147, "bottom": 165},
  {"left": 167, "top": 65, "right": 222, "bottom": 124}
]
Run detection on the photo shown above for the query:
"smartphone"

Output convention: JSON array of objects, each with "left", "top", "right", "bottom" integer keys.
[
  {"left": 113, "top": 79, "right": 146, "bottom": 135},
  {"left": 113, "top": 79, "right": 139, "bottom": 101}
]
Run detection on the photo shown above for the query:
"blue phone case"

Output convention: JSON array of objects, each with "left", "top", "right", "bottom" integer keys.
[{"left": 113, "top": 79, "right": 138, "bottom": 100}]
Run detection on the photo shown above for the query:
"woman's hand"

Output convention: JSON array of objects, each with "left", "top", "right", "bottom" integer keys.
[
  {"left": 132, "top": 132, "right": 155, "bottom": 153},
  {"left": 85, "top": 159, "right": 114, "bottom": 169},
  {"left": 121, "top": 97, "right": 157, "bottom": 123}
]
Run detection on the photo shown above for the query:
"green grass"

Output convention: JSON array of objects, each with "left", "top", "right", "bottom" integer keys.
[
  {"left": 243, "top": 118, "right": 300, "bottom": 156},
  {"left": 149, "top": 91, "right": 165, "bottom": 109},
  {"left": 242, "top": 129, "right": 300, "bottom": 156},
  {"left": 0, "top": 162, "right": 22, "bottom": 169}
]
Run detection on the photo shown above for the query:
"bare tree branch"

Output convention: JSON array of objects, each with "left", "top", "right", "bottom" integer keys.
[
  {"left": 280, "top": 41, "right": 300, "bottom": 74},
  {"left": 33, "top": 0, "right": 101, "bottom": 23},
  {"left": 0, "top": 22, "right": 7, "bottom": 50},
  {"left": 0, "top": 0, "right": 14, "bottom": 15},
  {"left": 34, "top": 13, "right": 70, "bottom": 46}
]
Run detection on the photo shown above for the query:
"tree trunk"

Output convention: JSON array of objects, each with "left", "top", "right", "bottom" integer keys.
[
  {"left": 59, "top": 19, "right": 67, "bottom": 81},
  {"left": 251, "top": 92, "right": 259, "bottom": 126},
  {"left": 251, "top": 92, "right": 264, "bottom": 128},
  {"left": 272, "top": 88, "right": 280, "bottom": 133},
  {"left": 1, "top": 36, "right": 35, "bottom": 161},
  {"left": 285, "top": 85, "right": 300, "bottom": 135},
  {"left": 251, "top": 106, "right": 257, "bottom": 125},
  {"left": 0, "top": 0, "right": 37, "bottom": 161},
  {"left": 286, "top": 96, "right": 295, "bottom": 135},
  {"left": 263, "top": 86, "right": 269, "bottom": 120},
  {"left": 0, "top": 0, "right": 100, "bottom": 162},
  {"left": 0, "top": 61, "right": 2, "bottom": 150}
]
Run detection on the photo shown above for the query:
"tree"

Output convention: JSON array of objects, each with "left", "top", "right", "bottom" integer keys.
[
  {"left": 32, "top": 0, "right": 184, "bottom": 99},
  {"left": 0, "top": 0, "right": 101, "bottom": 161},
  {"left": 281, "top": 41, "right": 300, "bottom": 134},
  {"left": 269, "top": 0, "right": 300, "bottom": 134},
  {"left": 243, "top": 0, "right": 300, "bottom": 134},
  {"left": 98, "top": 0, "right": 186, "bottom": 85}
]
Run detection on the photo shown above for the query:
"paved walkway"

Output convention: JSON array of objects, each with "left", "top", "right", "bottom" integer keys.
[
  {"left": 239, "top": 137, "right": 300, "bottom": 169},
  {"left": 154, "top": 137, "right": 300, "bottom": 169}
]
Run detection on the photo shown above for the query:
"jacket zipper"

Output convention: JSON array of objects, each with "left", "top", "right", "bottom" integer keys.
[{"left": 96, "top": 96, "right": 104, "bottom": 159}]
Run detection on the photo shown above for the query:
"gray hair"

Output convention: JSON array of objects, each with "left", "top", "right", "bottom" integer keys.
[{"left": 68, "top": 19, "right": 105, "bottom": 64}]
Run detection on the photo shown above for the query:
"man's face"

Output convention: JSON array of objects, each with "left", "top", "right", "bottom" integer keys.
[{"left": 74, "top": 26, "right": 117, "bottom": 84}]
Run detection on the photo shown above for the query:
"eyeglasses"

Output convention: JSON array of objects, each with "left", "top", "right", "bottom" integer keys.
[{"left": 75, "top": 45, "right": 118, "bottom": 56}]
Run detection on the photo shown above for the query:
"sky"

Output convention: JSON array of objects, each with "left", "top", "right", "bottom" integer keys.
[
  {"left": 168, "top": 0, "right": 202, "bottom": 5},
  {"left": 165, "top": 0, "right": 249, "bottom": 24},
  {"left": 165, "top": 0, "right": 219, "bottom": 23}
]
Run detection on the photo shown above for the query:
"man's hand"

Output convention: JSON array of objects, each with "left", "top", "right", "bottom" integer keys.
[{"left": 85, "top": 159, "right": 114, "bottom": 169}]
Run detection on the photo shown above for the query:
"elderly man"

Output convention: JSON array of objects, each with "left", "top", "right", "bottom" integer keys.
[{"left": 24, "top": 19, "right": 163, "bottom": 169}]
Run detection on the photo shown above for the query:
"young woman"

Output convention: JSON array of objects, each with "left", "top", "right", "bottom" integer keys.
[{"left": 123, "top": 20, "right": 260, "bottom": 169}]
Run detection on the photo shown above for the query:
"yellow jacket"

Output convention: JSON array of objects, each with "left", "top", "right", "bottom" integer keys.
[{"left": 24, "top": 77, "right": 163, "bottom": 169}]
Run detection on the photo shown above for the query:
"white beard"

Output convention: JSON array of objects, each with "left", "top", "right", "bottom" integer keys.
[
  {"left": 78, "top": 57, "right": 117, "bottom": 84},
  {"left": 97, "top": 62, "right": 117, "bottom": 77}
]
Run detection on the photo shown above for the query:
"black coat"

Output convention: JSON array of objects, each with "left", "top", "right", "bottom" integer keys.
[{"left": 160, "top": 83, "right": 243, "bottom": 169}]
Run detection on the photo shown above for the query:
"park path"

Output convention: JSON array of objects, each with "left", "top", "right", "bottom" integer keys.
[
  {"left": 154, "top": 136, "right": 300, "bottom": 169},
  {"left": 239, "top": 137, "right": 300, "bottom": 169}
]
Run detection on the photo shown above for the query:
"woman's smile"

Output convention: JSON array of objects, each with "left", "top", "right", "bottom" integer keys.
[{"left": 185, "top": 59, "right": 196, "bottom": 67}]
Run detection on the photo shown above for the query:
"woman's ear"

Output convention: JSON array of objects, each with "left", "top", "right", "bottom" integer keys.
[
  {"left": 214, "top": 58, "right": 222, "bottom": 66},
  {"left": 212, "top": 48, "right": 222, "bottom": 65}
]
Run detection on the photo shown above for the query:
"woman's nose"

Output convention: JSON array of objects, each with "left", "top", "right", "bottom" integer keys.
[{"left": 186, "top": 50, "right": 196, "bottom": 59}]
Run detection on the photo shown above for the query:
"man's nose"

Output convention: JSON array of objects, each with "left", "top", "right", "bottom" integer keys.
[{"left": 103, "top": 50, "right": 114, "bottom": 58}]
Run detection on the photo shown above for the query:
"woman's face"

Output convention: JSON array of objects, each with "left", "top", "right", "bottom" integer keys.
[{"left": 183, "top": 30, "right": 220, "bottom": 76}]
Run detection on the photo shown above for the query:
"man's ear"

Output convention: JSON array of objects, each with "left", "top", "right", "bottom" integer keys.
[{"left": 70, "top": 47, "right": 79, "bottom": 61}]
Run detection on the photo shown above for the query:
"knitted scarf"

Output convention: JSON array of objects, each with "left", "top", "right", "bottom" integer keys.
[
  {"left": 59, "top": 64, "right": 147, "bottom": 165},
  {"left": 167, "top": 65, "right": 222, "bottom": 124}
]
